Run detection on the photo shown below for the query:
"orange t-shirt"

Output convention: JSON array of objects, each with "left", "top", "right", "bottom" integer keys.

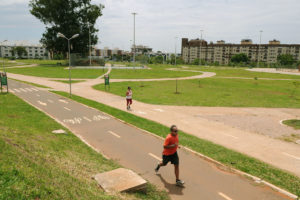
[{"left": 163, "top": 133, "right": 179, "bottom": 156}]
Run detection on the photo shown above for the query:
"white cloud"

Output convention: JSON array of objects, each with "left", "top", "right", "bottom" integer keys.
[
  {"left": 1, "top": 0, "right": 300, "bottom": 51},
  {"left": 0, "top": 0, "right": 28, "bottom": 6}
]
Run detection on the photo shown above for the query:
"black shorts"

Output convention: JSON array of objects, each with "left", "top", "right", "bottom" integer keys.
[{"left": 162, "top": 152, "right": 179, "bottom": 165}]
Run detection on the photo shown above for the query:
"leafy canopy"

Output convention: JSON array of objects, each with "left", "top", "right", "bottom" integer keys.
[
  {"left": 231, "top": 53, "right": 249, "bottom": 63},
  {"left": 29, "top": 0, "right": 104, "bottom": 56},
  {"left": 277, "top": 54, "right": 296, "bottom": 66}
]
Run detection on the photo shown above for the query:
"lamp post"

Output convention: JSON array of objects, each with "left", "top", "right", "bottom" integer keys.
[
  {"left": 257, "top": 30, "right": 263, "bottom": 68},
  {"left": 175, "top": 37, "right": 178, "bottom": 66},
  {"left": 1, "top": 40, "right": 7, "bottom": 73},
  {"left": 199, "top": 30, "right": 203, "bottom": 66},
  {"left": 57, "top": 32, "right": 79, "bottom": 97},
  {"left": 88, "top": 22, "right": 92, "bottom": 66},
  {"left": 132, "top": 12, "right": 137, "bottom": 63}
]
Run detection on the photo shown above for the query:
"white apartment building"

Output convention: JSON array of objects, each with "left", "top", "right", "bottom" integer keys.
[
  {"left": 182, "top": 38, "right": 300, "bottom": 65},
  {"left": 0, "top": 43, "right": 48, "bottom": 59}
]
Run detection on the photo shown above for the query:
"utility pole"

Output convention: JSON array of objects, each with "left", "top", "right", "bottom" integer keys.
[
  {"left": 257, "top": 30, "right": 263, "bottom": 68},
  {"left": 175, "top": 36, "right": 178, "bottom": 66},
  {"left": 132, "top": 12, "right": 137, "bottom": 63},
  {"left": 199, "top": 30, "right": 203, "bottom": 66},
  {"left": 88, "top": 22, "right": 92, "bottom": 66},
  {"left": 1, "top": 40, "right": 8, "bottom": 73}
]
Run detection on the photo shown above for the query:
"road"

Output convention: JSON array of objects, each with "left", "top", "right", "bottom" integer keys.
[{"left": 8, "top": 79, "right": 290, "bottom": 200}]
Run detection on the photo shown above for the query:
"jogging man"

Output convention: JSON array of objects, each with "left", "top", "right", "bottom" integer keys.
[
  {"left": 126, "top": 86, "right": 133, "bottom": 110},
  {"left": 155, "top": 125, "right": 184, "bottom": 186}
]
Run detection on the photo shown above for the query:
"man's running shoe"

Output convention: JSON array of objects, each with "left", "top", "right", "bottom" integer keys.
[{"left": 176, "top": 179, "right": 185, "bottom": 187}]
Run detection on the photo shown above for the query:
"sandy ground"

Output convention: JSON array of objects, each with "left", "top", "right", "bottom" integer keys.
[
  {"left": 5, "top": 66, "right": 300, "bottom": 177},
  {"left": 247, "top": 68, "right": 300, "bottom": 75}
]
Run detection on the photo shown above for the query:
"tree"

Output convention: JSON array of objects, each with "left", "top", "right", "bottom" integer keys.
[
  {"left": 10, "top": 46, "right": 28, "bottom": 58},
  {"left": 192, "top": 58, "right": 200, "bottom": 65},
  {"left": 231, "top": 53, "right": 249, "bottom": 63},
  {"left": 154, "top": 55, "right": 163, "bottom": 64},
  {"left": 277, "top": 54, "right": 296, "bottom": 66},
  {"left": 29, "top": 0, "right": 104, "bottom": 58}
]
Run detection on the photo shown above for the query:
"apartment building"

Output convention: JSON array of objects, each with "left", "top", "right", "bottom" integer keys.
[
  {"left": 131, "top": 45, "right": 152, "bottom": 55},
  {"left": 0, "top": 44, "right": 48, "bottom": 59},
  {"left": 182, "top": 38, "right": 300, "bottom": 64}
]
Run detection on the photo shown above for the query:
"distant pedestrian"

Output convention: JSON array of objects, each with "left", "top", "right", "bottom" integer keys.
[
  {"left": 126, "top": 86, "right": 133, "bottom": 110},
  {"left": 155, "top": 125, "right": 184, "bottom": 187}
]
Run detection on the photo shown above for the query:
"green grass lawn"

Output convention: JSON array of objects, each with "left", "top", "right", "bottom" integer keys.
[
  {"left": 283, "top": 119, "right": 300, "bottom": 130},
  {"left": 53, "top": 80, "right": 86, "bottom": 84},
  {"left": 6, "top": 66, "right": 108, "bottom": 79},
  {"left": 0, "top": 93, "right": 168, "bottom": 200},
  {"left": 53, "top": 91, "right": 300, "bottom": 197},
  {"left": 188, "top": 66, "right": 300, "bottom": 79},
  {"left": 94, "top": 78, "right": 300, "bottom": 108},
  {"left": 109, "top": 64, "right": 201, "bottom": 79}
]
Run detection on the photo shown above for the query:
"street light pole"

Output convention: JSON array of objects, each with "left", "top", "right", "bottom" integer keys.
[
  {"left": 88, "top": 22, "right": 92, "bottom": 66},
  {"left": 257, "top": 30, "right": 263, "bottom": 68},
  {"left": 199, "top": 30, "right": 203, "bottom": 66},
  {"left": 57, "top": 32, "right": 79, "bottom": 97},
  {"left": 1, "top": 40, "right": 7, "bottom": 73},
  {"left": 132, "top": 12, "right": 137, "bottom": 63},
  {"left": 175, "top": 37, "right": 178, "bottom": 66}
]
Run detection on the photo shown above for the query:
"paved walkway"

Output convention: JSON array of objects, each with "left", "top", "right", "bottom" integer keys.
[
  {"left": 5, "top": 63, "right": 38, "bottom": 68},
  {"left": 6, "top": 70, "right": 300, "bottom": 178}
]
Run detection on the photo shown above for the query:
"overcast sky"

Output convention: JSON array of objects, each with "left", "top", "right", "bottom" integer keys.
[{"left": 0, "top": 0, "right": 300, "bottom": 52}]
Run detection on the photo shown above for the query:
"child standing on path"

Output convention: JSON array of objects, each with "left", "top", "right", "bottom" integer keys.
[
  {"left": 126, "top": 86, "right": 133, "bottom": 110},
  {"left": 155, "top": 125, "right": 185, "bottom": 186}
]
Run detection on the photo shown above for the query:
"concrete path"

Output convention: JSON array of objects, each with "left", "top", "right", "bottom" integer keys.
[
  {"left": 8, "top": 79, "right": 291, "bottom": 200},
  {"left": 5, "top": 63, "right": 38, "bottom": 68},
  {"left": 6, "top": 71, "right": 300, "bottom": 178}
]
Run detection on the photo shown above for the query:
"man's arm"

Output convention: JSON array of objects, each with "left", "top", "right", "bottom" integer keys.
[{"left": 163, "top": 142, "right": 178, "bottom": 149}]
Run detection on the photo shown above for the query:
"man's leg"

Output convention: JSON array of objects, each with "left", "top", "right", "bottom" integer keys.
[
  {"left": 175, "top": 164, "right": 179, "bottom": 180},
  {"left": 155, "top": 156, "right": 168, "bottom": 173}
]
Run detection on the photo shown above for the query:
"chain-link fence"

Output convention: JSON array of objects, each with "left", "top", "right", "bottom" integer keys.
[{"left": 70, "top": 53, "right": 105, "bottom": 67}]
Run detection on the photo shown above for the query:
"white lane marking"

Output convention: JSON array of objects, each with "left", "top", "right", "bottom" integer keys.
[
  {"left": 222, "top": 133, "right": 238, "bottom": 139},
  {"left": 31, "top": 88, "right": 38, "bottom": 91},
  {"left": 154, "top": 108, "right": 164, "bottom": 112},
  {"left": 148, "top": 153, "right": 162, "bottom": 162},
  {"left": 108, "top": 131, "right": 121, "bottom": 138},
  {"left": 47, "top": 99, "right": 54, "bottom": 103},
  {"left": 83, "top": 116, "right": 92, "bottom": 122},
  {"left": 218, "top": 192, "right": 233, "bottom": 200},
  {"left": 282, "top": 152, "right": 300, "bottom": 161},
  {"left": 9, "top": 90, "right": 15, "bottom": 93},
  {"left": 93, "top": 115, "right": 110, "bottom": 121},
  {"left": 64, "top": 107, "right": 71, "bottom": 111},
  {"left": 37, "top": 101, "right": 47, "bottom": 106},
  {"left": 19, "top": 88, "right": 27, "bottom": 92},
  {"left": 25, "top": 88, "right": 33, "bottom": 92},
  {"left": 63, "top": 117, "right": 82, "bottom": 124},
  {"left": 59, "top": 99, "right": 69, "bottom": 104},
  {"left": 36, "top": 94, "right": 40, "bottom": 97},
  {"left": 14, "top": 89, "right": 20, "bottom": 93}
]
